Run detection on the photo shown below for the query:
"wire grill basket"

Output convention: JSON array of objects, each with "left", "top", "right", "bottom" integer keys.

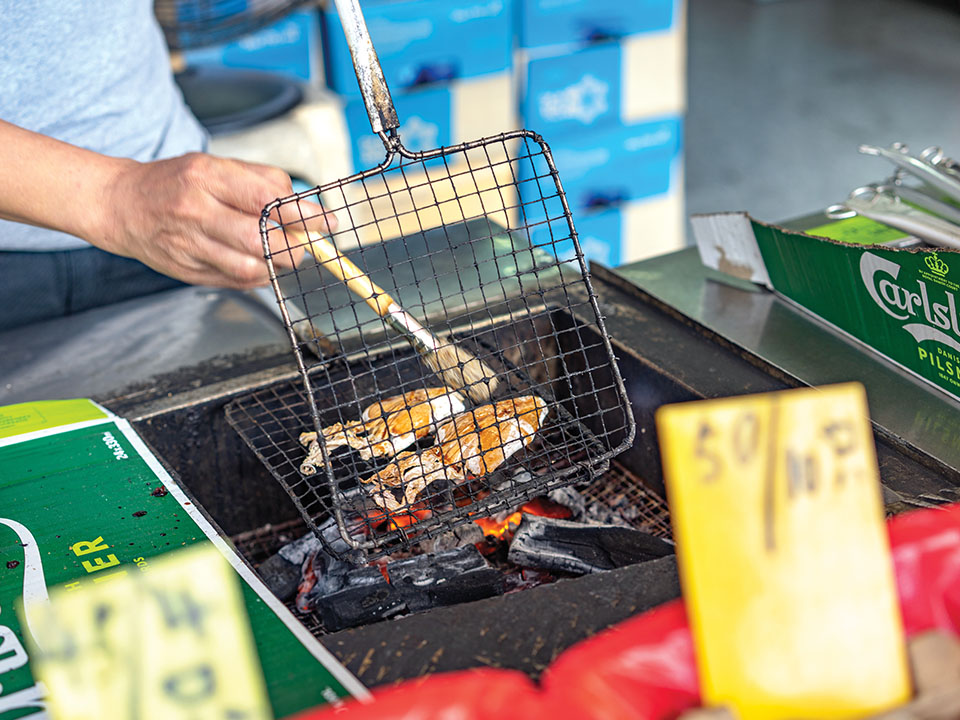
[{"left": 226, "top": 129, "right": 635, "bottom": 559}]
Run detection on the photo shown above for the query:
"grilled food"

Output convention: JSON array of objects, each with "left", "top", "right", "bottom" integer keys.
[
  {"left": 362, "top": 395, "right": 549, "bottom": 513},
  {"left": 299, "top": 387, "right": 465, "bottom": 475},
  {"left": 437, "top": 395, "right": 548, "bottom": 476},
  {"left": 363, "top": 447, "right": 465, "bottom": 513}
]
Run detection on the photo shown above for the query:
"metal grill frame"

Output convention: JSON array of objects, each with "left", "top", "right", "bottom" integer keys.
[{"left": 254, "top": 129, "right": 635, "bottom": 558}]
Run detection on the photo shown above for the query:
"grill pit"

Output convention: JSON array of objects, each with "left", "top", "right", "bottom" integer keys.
[{"left": 231, "top": 459, "right": 671, "bottom": 636}]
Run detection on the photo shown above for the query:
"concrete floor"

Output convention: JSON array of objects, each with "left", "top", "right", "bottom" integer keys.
[{"left": 685, "top": 0, "right": 960, "bottom": 227}]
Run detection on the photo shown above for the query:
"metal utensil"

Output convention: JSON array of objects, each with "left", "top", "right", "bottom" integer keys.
[
  {"left": 249, "top": 0, "right": 635, "bottom": 558},
  {"left": 859, "top": 143, "right": 960, "bottom": 204},
  {"left": 826, "top": 184, "right": 960, "bottom": 250},
  {"left": 296, "top": 229, "right": 498, "bottom": 404}
]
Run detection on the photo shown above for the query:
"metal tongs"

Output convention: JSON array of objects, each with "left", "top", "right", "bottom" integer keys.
[
  {"left": 826, "top": 184, "right": 960, "bottom": 250},
  {"left": 859, "top": 143, "right": 960, "bottom": 202},
  {"left": 825, "top": 143, "right": 960, "bottom": 249}
]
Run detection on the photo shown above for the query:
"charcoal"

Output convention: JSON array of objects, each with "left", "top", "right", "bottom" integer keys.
[
  {"left": 314, "top": 567, "right": 406, "bottom": 631},
  {"left": 583, "top": 496, "right": 641, "bottom": 528},
  {"left": 508, "top": 514, "right": 673, "bottom": 575},
  {"left": 257, "top": 553, "right": 301, "bottom": 601},
  {"left": 263, "top": 513, "right": 367, "bottom": 607},
  {"left": 419, "top": 523, "right": 485, "bottom": 553},
  {"left": 388, "top": 545, "right": 503, "bottom": 612},
  {"left": 547, "top": 486, "right": 586, "bottom": 520},
  {"left": 277, "top": 531, "right": 321, "bottom": 565},
  {"left": 308, "top": 545, "right": 503, "bottom": 632}
]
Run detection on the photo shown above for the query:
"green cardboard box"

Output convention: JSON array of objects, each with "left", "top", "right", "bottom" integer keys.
[
  {"left": 0, "top": 399, "right": 368, "bottom": 718},
  {"left": 692, "top": 211, "right": 960, "bottom": 403}
]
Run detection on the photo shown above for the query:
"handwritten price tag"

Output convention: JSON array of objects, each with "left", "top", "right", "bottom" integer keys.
[
  {"left": 23, "top": 544, "right": 272, "bottom": 720},
  {"left": 656, "top": 383, "right": 910, "bottom": 720}
]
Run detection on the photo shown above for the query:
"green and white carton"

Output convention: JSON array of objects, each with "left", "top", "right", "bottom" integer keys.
[
  {"left": 692, "top": 211, "right": 960, "bottom": 403},
  {"left": 0, "top": 399, "right": 369, "bottom": 719}
]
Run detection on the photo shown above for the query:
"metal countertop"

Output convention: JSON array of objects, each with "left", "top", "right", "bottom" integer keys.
[
  {"left": 608, "top": 248, "right": 960, "bottom": 473},
  {"left": 0, "top": 286, "right": 292, "bottom": 408}
]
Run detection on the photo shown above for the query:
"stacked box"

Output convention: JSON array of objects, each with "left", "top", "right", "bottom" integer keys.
[
  {"left": 180, "top": 8, "right": 324, "bottom": 83},
  {"left": 322, "top": 0, "right": 513, "bottom": 97},
  {"left": 321, "top": 0, "right": 519, "bottom": 245},
  {"left": 517, "top": 0, "right": 686, "bottom": 264}
]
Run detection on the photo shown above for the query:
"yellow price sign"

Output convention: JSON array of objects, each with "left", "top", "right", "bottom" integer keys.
[
  {"left": 656, "top": 383, "right": 910, "bottom": 720},
  {"left": 22, "top": 544, "right": 272, "bottom": 720}
]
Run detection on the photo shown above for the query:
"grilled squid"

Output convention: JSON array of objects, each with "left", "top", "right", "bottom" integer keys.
[
  {"left": 299, "top": 387, "right": 465, "bottom": 475},
  {"left": 363, "top": 447, "right": 465, "bottom": 513},
  {"left": 362, "top": 395, "right": 549, "bottom": 513},
  {"left": 437, "top": 395, "right": 548, "bottom": 476}
]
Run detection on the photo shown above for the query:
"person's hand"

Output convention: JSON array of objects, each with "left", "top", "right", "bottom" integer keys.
[{"left": 95, "top": 153, "right": 336, "bottom": 289}]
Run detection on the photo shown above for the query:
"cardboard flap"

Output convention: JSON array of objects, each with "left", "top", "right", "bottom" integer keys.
[{"left": 691, "top": 212, "right": 772, "bottom": 288}]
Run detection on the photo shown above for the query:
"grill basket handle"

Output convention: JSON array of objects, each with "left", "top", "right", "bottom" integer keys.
[{"left": 333, "top": 0, "right": 400, "bottom": 138}]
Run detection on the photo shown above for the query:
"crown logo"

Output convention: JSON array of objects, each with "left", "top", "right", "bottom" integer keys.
[{"left": 925, "top": 254, "right": 949, "bottom": 276}]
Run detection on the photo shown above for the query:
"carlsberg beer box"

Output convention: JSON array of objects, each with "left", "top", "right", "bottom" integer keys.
[{"left": 692, "top": 211, "right": 960, "bottom": 402}]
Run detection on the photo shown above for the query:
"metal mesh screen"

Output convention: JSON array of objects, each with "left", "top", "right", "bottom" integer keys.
[{"left": 237, "top": 130, "right": 633, "bottom": 558}]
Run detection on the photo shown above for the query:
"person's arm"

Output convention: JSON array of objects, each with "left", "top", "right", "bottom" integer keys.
[{"left": 0, "top": 119, "right": 329, "bottom": 288}]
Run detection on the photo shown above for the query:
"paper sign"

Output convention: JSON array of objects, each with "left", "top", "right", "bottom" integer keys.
[
  {"left": 21, "top": 545, "right": 272, "bottom": 720},
  {"left": 656, "top": 383, "right": 910, "bottom": 720}
]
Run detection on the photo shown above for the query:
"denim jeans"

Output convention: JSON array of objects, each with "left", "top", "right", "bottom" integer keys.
[{"left": 0, "top": 247, "right": 185, "bottom": 332}]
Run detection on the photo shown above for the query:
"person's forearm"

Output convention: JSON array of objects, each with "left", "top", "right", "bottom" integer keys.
[
  {"left": 0, "top": 118, "right": 332, "bottom": 289},
  {"left": 0, "top": 119, "right": 133, "bottom": 243}
]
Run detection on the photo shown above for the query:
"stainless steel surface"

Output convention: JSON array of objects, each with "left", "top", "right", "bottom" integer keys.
[
  {"left": 332, "top": 0, "right": 399, "bottom": 135},
  {"left": 0, "top": 286, "right": 290, "bottom": 406},
  {"left": 610, "top": 248, "right": 960, "bottom": 472}
]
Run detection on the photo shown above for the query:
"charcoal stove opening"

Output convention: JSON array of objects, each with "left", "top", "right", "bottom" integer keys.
[{"left": 231, "top": 459, "right": 673, "bottom": 636}]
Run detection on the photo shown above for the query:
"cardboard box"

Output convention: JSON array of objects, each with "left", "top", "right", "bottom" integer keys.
[
  {"left": 323, "top": 0, "right": 513, "bottom": 97},
  {"left": 0, "top": 399, "right": 366, "bottom": 716},
  {"left": 519, "top": 0, "right": 676, "bottom": 50},
  {"left": 522, "top": 29, "right": 686, "bottom": 135},
  {"left": 181, "top": 8, "right": 323, "bottom": 83},
  {"left": 531, "top": 172, "right": 684, "bottom": 267},
  {"left": 343, "top": 71, "right": 516, "bottom": 171},
  {"left": 519, "top": 116, "right": 683, "bottom": 212},
  {"left": 693, "top": 212, "right": 960, "bottom": 403}
]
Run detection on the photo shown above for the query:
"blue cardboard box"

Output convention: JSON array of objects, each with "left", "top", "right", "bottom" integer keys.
[
  {"left": 531, "top": 185, "right": 685, "bottom": 267},
  {"left": 345, "top": 84, "right": 452, "bottom": 169},
  {"left": 181, "top": 8, "right": 322, "bottom": 83},
  {"left": 523, "top": 32, "right": 686, "bottom": 137},
  {"left": 519, "top": 0, "right": 675, "bottom": 49},
  {"left": 343, "top": 72, "right": 515, "bottom": 172},
  {"left": 524, "top": 41, "right": 622, "bottom": 134},
  {"left": 519, "top": 116, "right": 682, "bottom": 213},
  {"left": 324, "top": 0, "right": 513, "bottom": 97}
]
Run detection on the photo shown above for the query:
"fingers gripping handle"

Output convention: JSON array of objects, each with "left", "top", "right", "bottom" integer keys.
[{"left": 333, "top": 0, "right": 400, "bottom": 136}]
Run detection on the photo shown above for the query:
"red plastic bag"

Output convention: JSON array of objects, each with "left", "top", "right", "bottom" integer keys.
[
  {"left": 291, "top": 668, "right": 545, "bottom": 720},
  {"left": 889, "top": 501, "right": 960, "bottom": 637},
  {"left": 541, "top": 600, "right": 698, "bottom": 720}
]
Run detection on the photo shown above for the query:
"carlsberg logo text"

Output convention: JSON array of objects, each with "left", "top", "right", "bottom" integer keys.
[{"left": 861, "top": 252, "right": 960, "bottom": 379}]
